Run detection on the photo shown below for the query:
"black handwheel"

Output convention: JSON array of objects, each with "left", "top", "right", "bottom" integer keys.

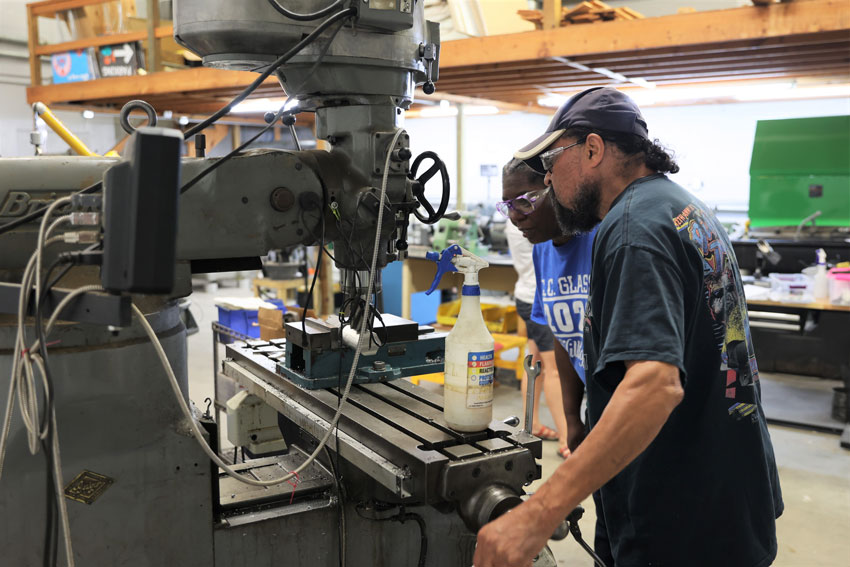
[{"left": 409, "top": 151, "right": 450, "bottom": 224}]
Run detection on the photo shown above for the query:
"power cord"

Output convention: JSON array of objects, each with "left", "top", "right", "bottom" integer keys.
[
  {"left": 0, "top": 181, "right": 100, "bottom": 237},
  {"left": 565, "top": 506, "right": 609, "bottom": 567},
  {"left": 182, "top": 6, "right": 355, "bottom": 141},
  {"left": 267, "top": 0, "right": 345, "bottom": 21},
  {"left": 181, "top": 15, "right": 348, "bottom": 195},
  {"left": 134, "top": 128, "right": 403, "bottom": 490},
  {"left": 355, "top": 502, "right": 427, "bottom": 567}
]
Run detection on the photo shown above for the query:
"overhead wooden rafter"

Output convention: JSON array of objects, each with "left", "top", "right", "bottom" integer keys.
[
  {"left": 24, "top": 0, "right": 850, "bottom": 114},
  {"left": 436, "top": 0, "right": 850, "bottom": 105}
]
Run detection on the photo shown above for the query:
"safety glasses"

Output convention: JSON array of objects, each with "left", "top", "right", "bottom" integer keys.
[
  {"left": 539, "top": 140, "right": 583, "bottom": 172},
  {"left": 496, "top": 188, "right": 550, "bottom": 218}
]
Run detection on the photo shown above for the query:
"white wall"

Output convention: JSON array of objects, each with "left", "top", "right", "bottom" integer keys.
[
  {"left": 641, "top": 98, "right": 850, "bottom": 210},
  {"left": 404, "top": 97, "right": 850, "bottom": 210},
  {"left": 404, "top": 111, "right": 550, "bottom": 207}
]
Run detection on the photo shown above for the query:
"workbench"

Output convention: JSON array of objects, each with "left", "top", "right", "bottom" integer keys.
[
  {"left": 400, "top": 253, "right": 518, "bottom": 320},
  {"left": 747, "top": 298, "right": 850, "bottom": 449}
]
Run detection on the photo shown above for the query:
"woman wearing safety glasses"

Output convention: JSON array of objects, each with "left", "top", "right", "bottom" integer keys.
[{"left": 500, "top": 159, "right": 597, "bottom": 461}]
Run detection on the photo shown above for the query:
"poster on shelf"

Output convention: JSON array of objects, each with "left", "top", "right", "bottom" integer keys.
[
  {"left": 50, "top": 49, "right": 99, "bottom": 84},
  {"left": 95, "top": 42, "right": 143, "bottom": 78}
]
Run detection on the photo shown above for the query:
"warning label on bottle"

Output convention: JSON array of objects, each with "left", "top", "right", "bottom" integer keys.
[{"left": 467, "top": 350, "right": 494, "bottom": 409}]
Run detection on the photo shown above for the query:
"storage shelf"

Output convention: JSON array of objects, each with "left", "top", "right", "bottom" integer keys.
[{"left": 24, "top": 0, "right": 850, "bottom": 115}]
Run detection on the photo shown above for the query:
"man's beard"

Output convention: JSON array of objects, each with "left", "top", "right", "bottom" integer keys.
[{"left": 548, "top": 179, "right": 601, "bottom": 234}]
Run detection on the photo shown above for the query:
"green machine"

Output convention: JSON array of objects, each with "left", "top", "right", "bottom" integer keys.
[
  {"left": 432, "top": 211, "right": 487, "bottom": 256},
  {"left": 736, "top": 115, "right": 850, "bottom": 382},
  {"left": 749, "top": 115, "right": 850, "bottom": 229}
]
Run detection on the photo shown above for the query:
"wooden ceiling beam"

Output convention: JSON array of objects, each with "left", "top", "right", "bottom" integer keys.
[
  {"left": 434, "top": 53, "right": 850, "bottom": 90},
  {"left": 27, "top": 68, "right": 280, "bottom": 106},
  {"left": 439, "top": 0, "right": 850, "bottom": 68},
  {"left": 451, "top": 70, "right": 849, "bottom": 101},
  {"left": 437, "top": 43, "right": 850, "bottom": 83}
]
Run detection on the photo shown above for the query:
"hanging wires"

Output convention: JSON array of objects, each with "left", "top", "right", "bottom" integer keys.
[
  {"left": 267, "top": 0, "right": 345, "bottom": 21},
  {"left": 182, "top": 6, "right": 355, "bottom": 141},
  {"left": 134, "top": 128, "right": 405, "bottom": 490}
]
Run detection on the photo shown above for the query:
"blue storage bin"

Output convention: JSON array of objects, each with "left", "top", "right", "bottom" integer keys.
[{"left": 216, "top": 306, "right": 260, "bottom": 343}]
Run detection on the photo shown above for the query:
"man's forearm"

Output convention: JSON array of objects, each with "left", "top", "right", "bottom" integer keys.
[
  {"left": 553, "top": 340, "right": 584, "bottom": 423},
  {"left": 523, "top": 361, "right": 684, "bottom": 531}
]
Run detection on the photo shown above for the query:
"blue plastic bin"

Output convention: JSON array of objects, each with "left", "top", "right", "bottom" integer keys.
[{"left": 216, "top": 306, "right": 260, "bottom": 343}]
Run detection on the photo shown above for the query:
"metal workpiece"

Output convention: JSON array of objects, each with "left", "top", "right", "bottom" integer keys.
[{"left": 222, "top": 343, "right": 542, "bottom": 512}]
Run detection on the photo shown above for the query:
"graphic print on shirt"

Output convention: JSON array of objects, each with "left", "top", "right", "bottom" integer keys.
[
  {"left": 538, "top": 273, "right": 589, "bottom": 370},
  {"left": 674, "top": 204, "right": 759, "bottom": 421}
]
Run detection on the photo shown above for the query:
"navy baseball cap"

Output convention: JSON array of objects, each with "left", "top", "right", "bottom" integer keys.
[{"left": 514, "top": 87, "right": 649, "bottom": 171}]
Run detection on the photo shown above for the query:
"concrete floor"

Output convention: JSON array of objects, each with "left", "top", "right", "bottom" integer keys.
[{"left": 185, "top": 285, "right": 850, "bottom": 566}]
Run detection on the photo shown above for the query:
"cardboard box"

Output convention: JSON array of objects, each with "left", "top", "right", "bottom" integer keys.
[
  {"left": 258, "top": 307, "right": 286, "bottom": 341},
  {"left": 258, "top": 306, "right": 318, "bottom": 341}
]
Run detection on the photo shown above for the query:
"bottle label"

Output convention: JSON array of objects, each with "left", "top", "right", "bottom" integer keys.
[{"left": 467, "top": 350, "right": 494, "bottom": 409}]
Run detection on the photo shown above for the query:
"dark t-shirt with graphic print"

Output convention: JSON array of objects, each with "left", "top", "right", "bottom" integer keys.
[{"left": 583, "top": 174, "right": 783, "bottom": 567}]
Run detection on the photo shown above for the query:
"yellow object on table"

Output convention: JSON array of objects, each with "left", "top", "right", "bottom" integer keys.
[
  {"left": 408, "top": 332, "right": 527, "bottom": 386},
  {"left": 437, "top": 301, "right": 518, "bottom": 333},
  {"left": 491, "top": 332, "right": 528, "bottom": 382}
]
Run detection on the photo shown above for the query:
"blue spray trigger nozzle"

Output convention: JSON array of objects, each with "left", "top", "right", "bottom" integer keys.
[{"left": 425, "top": 244, "right": 463, "bottom": 295}]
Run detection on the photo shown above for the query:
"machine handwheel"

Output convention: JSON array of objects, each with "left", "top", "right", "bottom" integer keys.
[{"left": 409, "top": 151, "right": 450, "bottom": 224}]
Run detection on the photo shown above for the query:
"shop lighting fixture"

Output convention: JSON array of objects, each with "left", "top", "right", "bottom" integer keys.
[
  {"left": 538, "top": 81, "right": 847, "bottom": 108},
  {"left": 231, "top": 97, "right": 290, "bottom": 113}
]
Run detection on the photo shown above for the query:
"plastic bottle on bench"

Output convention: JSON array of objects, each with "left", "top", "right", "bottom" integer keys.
[
  {"left": 814, "top": 248, "right": 829, "bottom": 302},
  {"left": 426, "top": 245, "right": 494, "bottom": 432}
]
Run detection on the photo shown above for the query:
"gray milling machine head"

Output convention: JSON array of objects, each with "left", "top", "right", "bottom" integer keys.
[{"left": 174, "top": 0, "right": 444, "bottom": 300}]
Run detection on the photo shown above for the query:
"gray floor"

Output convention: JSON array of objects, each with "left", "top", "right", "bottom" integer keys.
[{"left": 185, "top": 285, "right": 850, "bottom": 566}]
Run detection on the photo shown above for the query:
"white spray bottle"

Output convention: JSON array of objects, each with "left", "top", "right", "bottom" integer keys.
[
  {"left": 426, "top": 245, "right": 495, "bottom": 432},
  {"left": 814, "top": 248, "right": 829, "bottom": 302}
]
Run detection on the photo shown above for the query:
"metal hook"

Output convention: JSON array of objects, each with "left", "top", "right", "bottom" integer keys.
[{"left": 119, "top": 99, "right": 157, "bottom": 135}]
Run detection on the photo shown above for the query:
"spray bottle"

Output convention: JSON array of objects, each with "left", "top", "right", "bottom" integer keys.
[
  {"left": 814, "top": 248, "right": 829, "bottom": 302},
  {"left": 426, "top": 245, "right": 494, "bottom": 432}
]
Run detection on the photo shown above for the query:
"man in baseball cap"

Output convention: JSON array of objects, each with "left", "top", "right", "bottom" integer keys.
[
  {"left": 515, "top": 86, "right": 649, "bottom": 175},
  {"left": 473, "top": 87, "right": 783, "bottom": 567}
]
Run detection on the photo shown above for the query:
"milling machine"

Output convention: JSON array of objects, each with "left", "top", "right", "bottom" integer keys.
[{"left": 0, "top": 1, "right": 558, "bottom": 565}]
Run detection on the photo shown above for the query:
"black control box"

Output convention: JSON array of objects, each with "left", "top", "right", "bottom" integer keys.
[{"left": 101, "top": 127, "right": 182, "bottom": 294}]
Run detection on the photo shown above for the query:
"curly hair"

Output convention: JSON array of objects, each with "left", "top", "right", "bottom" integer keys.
[{"left": 563, "top": 127, "right": 680, "bottom": 174}]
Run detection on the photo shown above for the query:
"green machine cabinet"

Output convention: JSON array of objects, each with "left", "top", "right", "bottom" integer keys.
[{"left": 749, "top": 115, "right": 850, "bottom": 228}]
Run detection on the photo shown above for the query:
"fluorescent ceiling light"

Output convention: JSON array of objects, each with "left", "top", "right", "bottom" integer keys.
[
  {"left": 537, "top": 94, "right": 570, "bottom": 108},
  {"left": 419, "top": 106, "right": 459, "bottom": 117},
  {"left": 417, "top": 104, "right": 500, "bottom": 117},
  {"left": 82, "top": 110, "right": 94, "bottom": 119},
  {"left": 231, "top": 98, "right": 289, "bottom": 114},
  {"left": 464, "top": 105, "right": 500, "bottom": 115},
  {"left": 626, "top": 83, "right": 797, "bottom": 106},
  {"left": 734, "top": 83, "right": 850, "bottom": 102}
]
